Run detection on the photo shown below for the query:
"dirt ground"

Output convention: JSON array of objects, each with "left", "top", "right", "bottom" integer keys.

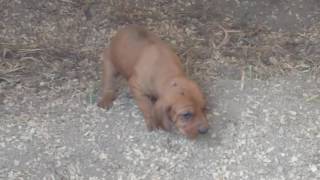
[{"left": 0, "top": 0, "right": 320, "bottom": 179}]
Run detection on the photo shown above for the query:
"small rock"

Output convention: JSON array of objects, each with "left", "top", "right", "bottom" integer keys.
[
  {"left": 279, "top": 127, "right": 284, "bottom": 135},
  {"left": 277, "top": 166, "right": 284, "bottom": 172},
  {"left": 288, "top": 111, "right": 297, "bottom": 116},
  {"left": 211, "top": 133, "right": 217, "bottom": 138},
  {"left": 280, "top": 115, "right": 286, "bottom": 124},
  {"left": 40, "top": 82, "right": 46, "bottom": 86},
  {"left": 309, "top": 164, "right": 318, "bottom": 172},
  {"left": 290, "top": 156, "right": 298, "bottom": 163},
  {"left": 266, "top": 147, "right": 275, "bottom": 153},
  {"left": 99, "top": 153, "right": 108, "bottom": 160},
  {"left": 0, "top": 142, "right": 5, "bottom": 148},
  {"left": 89, "top": 177, "right": 99, "bottom": 180},
  {"left": 213, "top": 111, "right": 220, "bottom": 116},
  {"left": 14, "top": 160, "right": 19, "bottom": 166}
]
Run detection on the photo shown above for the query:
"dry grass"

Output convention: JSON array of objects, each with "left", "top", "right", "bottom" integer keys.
[{"left": 0, "top": 0, "right": 319, "bottom": 92}]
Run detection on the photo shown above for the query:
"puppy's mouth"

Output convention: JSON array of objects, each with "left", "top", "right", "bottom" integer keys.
[
  {"left": 171, "top": 117, "right": 198, "bottom": 139},
  {"left": 170, "top": 123, "right": 192, "bottom": 138},
  {"left": 177, "top": 126, "right": 198, "bottom": 139}
]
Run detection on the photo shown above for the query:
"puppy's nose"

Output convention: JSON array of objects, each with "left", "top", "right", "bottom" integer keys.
[{"left": 198, "top": 126, "right": 209, "bottom": 134}]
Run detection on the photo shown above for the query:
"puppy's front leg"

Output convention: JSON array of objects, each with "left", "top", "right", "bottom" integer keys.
[
  {"left": 98, "top": 48, "right": 117, "bottom": 109},
  {"left": 128, "top": 78, "right": 156, "bottom": 131}
]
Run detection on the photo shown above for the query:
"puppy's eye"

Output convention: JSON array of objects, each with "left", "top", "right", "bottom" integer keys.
[{"left": 181, "top": 112, "right": 193, "bottom": 121}]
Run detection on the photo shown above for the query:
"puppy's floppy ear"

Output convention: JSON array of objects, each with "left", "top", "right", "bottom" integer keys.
[{"left": 153, "top": 99, "right": 173, "bottom": 131}]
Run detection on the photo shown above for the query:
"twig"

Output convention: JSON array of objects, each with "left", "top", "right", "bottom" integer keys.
[
  {"left": 20, "top": 56, "right": 40, "bottom": 62},
  {"left": 18, "top": 49, "right": 42, "bottom": 53},
  {"left": 240, "top": 69, "right": 245, "bottom": 91},
  {"left": 216, "top": 25, "right": 241, "bottom": 49},
  {"left": 0, "top": 76, "right": 11, "bottom": 83},
  {"left": 249, "top": 65, "right": 253, "bottom": 80},
  {"left": 211, "top": 40, "right": 217, "bottom": 49},
  {"left": 2, "top": 66, "right": 25, "bottom": 74},
  {"left": 2, "top": 48, "right": 11, "bottom": 59},
  {"left": 59, "top": 0, "right": 75, "bottom": 4},
  {"left": 180, "top": 47, "right": 194, "bottom": 57},
  {"left": 216, "top": 26, "right": 229, "bottom": 49},
  {"left": 0, "top": 62, "right": 25, "bottom": 75},
  {"left": 306, "top": 95, "right": 320, "bottom": 102}
]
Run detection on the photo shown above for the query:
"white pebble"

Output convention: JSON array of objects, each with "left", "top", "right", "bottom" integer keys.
[
  {"left": 310, "top": 164, "right": 318, "bottom": 172},
  {"left": 99, "top": 153, "right": 108, "bottom": 160}
]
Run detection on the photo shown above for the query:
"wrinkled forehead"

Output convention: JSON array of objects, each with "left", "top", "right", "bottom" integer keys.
[
  {"left": 169, "top": 79, "right": 206, "bottom": 108},
  {"left": 173, "top": 92, "right": 205, "bottom": 111}
]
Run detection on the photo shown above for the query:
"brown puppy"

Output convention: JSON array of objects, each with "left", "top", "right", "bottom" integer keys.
[{"left": 98, "top": 25, "right": 209, "bottom": 139}]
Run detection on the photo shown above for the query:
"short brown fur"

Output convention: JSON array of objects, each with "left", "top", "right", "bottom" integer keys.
[{"left": 98, "top": 25, "right": 209, "bottom": 139}]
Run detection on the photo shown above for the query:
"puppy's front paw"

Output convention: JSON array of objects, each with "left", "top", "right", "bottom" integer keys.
[
  {"left": 145, "top": 121, "right": 155, "bottom": 132},
  {"left": 97, "top": 96, "right": 114, "bottom": 109},
  {"left": 145, "top": 118, "right": 163, "bottom": 132}
]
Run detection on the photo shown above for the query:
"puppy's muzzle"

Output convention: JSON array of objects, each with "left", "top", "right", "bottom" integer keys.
[{"left": 198, "top": 126, "right": 209, "bottom": 134}]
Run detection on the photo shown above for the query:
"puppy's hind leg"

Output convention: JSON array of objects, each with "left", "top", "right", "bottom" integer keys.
[{"left": 98, "top": 48, "right": 117, "bottom": 109}]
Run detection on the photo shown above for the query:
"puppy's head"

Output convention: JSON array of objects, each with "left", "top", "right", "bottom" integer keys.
[{"left": 155, "top": 78, "right": 209, "bottom": 139}]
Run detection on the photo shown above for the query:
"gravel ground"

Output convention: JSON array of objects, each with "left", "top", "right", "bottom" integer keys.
[
  {"left": 1, "top": 0, "right": 320, "bottom": 179},
  {"left": 1, "top": 74, "right": 320, "bottom": 179}
]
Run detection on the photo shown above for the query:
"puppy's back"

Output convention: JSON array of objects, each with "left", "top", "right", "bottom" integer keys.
[{"left": 109, "top": 26, "right": 158, "bottom": 78}]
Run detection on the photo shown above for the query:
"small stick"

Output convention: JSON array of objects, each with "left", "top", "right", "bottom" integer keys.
[
  {"left": 0, "top": 76, "right": 11, "bottom": 83},
  {"left": 249, "top": 65, "right": 252, "bottom": 80},
  {"left": 20, "top": 56, "right": 40, "bottom": 62},
  {"left": 306, "top": 95, "right": 320, "bottom": 102},
  {"left": 240, "top": 69, "right": 245, "bottom": 91},
  {"left": 180, "top": 47, "right": 193, "bottom": 57},
  {"left": 216, "top": 25, "right": 241, "bottom": 49},
  {"left": 2, "top": 66, "right": 25, "bottom": 74},
  {"left": 18, "top": 49, "right": 42, "bottom": 53}
]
